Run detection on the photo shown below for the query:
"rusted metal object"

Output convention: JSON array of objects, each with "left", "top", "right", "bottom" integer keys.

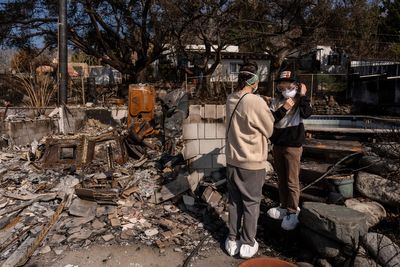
[{"left": 128, "top": 84, "right": 158, "bottom": 138}]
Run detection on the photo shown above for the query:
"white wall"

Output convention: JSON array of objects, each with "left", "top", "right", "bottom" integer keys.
[{"left": 209, "top": 59, "right": 270, "bottom": 82}]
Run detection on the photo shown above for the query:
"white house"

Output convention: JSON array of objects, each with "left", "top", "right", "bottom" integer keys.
[{"left": 184, "top": 45, "right": 271, "bottom": 83}]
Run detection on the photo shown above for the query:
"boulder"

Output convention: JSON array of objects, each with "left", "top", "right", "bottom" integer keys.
[
  {"left": 299, "top": 202, "right": 368, "bottom": 247},
  {"left": 362, "top": 233, "right": 400, "bottom": 267},
  {"left": 344, "top": 199, "right": 386, "bottom": 228},
  {"left": 359, "top": 155, "right": 397, "bottom": 176},
  {"left": 370, "top": 143, "right": 400, "bottom": 160},
  {"left": 300, "top": 227, "right": 341, "bottom": 258},
  {"left": 353, "top": 246, "right": 382, "bottom": 267},
  {"left": 356, "top": 172, "right": 400, "bottom": 206}
]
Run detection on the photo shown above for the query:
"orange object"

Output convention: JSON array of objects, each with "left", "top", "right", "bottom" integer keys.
[
  {"left": 128, "top": 84, "right": 157, "bottom": 138},
  {"left": 238, "top": 257, "right": 297, "bottom": 267}
]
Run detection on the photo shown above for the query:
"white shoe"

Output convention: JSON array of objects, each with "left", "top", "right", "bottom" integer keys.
[
  {"left": 239, "top": 240, "right": 259, "bottom": 259},
  {"left": 267, "top": 206, "right": 287, "bottom": 220},
  {"left": 281, "top": 213, "right": 299, "bottom": 231},
  {"left": 225, "top": 238, "right": 240, "bottom": 256}
]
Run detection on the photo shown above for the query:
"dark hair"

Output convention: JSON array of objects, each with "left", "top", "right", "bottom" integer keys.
[{"left": 236, "top": 62, "right": 258, "bottom": 91}]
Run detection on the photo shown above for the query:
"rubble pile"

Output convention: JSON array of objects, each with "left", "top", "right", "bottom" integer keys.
[
  {"left": 0, "top": 143, "right": 231, "bottom": 265},
  {"left": 0, "top": 91, "right": 233, "bottom": 266}
]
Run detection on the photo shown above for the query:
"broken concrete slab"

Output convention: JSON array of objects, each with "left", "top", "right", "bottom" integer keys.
[
  {"left": 67, "top": 229, "right": 93, "bottom": 243},
  {"left": 68, "top": 198, "right": 97, "bottom": 217},
  {"left": 91, "top": 219, "right": 106, "bottom": 230},
  {"left": 299, "top": 202, "right": 368, "bottom": 247},
  {"left": 102, "top": 234, "right": 114, "bottom": 242}
]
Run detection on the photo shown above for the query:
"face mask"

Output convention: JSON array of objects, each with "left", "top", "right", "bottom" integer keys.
[{"left": 282, "top": 89, "right": 297, "bottom": 99}]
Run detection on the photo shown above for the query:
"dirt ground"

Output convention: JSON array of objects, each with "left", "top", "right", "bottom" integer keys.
[{"left": 26, "top": 241, "right": 246, "bottom": 267}]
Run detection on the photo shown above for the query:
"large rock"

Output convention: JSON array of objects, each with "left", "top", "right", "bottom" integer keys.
[
  {"left": 359, "top": 155, "right": 397, "bottom": 176},
  {"left": 299, "top": 202, "right": 368, "bottom": 247},
  {"left": 300, "top": 227, "right": 341, "bottom": 258},
  {"left": 356, "top": 172, "right": 400, "bottom": 206},
  {"left": 370, "top": 143, "right": 400, "bottom": 160},
  {"left": 362, "top": 233, "right": 400, "bottom": 267},
  {"left": 353, "top": 246, "right": 382, "bottom": 267},
  {"left": 344, "top": 199, "right": 386, "bottom": 228}
]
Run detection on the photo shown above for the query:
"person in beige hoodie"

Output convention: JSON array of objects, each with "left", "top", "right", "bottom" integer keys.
[{"left": 225, "top": 62, "right": 274, "bottom": 259}]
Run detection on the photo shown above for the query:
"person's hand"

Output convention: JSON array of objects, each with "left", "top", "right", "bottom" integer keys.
[
  {"left": 299, "top": 83, "right": 307, "bottom": 96},
  {"left": 283, "top": 98, "right": 295, "bottom": 110}
]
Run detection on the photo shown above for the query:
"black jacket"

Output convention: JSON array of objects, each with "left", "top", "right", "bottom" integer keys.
[{"left": 270, "top": 95, "right": 313, "bottom": 147}]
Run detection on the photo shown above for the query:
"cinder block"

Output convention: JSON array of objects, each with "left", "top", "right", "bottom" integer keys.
[
  {"left": 190, "top": 154, "right": 213, "bottom": 169},
  {"left": 202, "top": 186, "right": 222, "bottom": 207},
  {"left": 204, "top": 105, "right": 216, "bottom": 119},
  {"left": 213, "top": 154, "right": 226, "bottom": 168},
  {"left": 216, "top": 123, "right": 226, "bottom": 138},
  {"left": 183, "top": 123, "right": 198, "bottom": 140},
  {"left": 183, "top": 140, "right": 200, "bottom": 160},
  {"left": 199, "top": 139, "right": 223, "bottom": 154},
  {"left": 198, "top": 123, "right": 205, "bottom": 139},
  {"left": 216, "top": 105, "right": 226, "bottom": 119},
  {"left": 204, "top": 123, "right": 217, "bottom": 139},
  {"left": 189, "top": 105, "right": 203, "bottom": 122}
]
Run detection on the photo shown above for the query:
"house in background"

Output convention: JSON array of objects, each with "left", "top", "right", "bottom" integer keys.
[
  {"left": 286, "top": 45, "right": 349, "bottom": 74},
  {"left": 179, "top": 45, "right": 271, "bottom": 84}
]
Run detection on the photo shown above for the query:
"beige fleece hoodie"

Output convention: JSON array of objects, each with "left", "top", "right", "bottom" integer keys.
[{"left": 225, "top": 92, "right": 274, "bottom": 170}]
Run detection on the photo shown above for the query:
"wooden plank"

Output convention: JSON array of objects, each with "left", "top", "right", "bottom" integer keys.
[{"left": 1, "top": 194, "right": 69, "bottom": 267}]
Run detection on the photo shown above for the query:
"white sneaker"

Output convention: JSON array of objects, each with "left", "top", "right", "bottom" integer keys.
[
  {"left": 225, "top": 238, "right": 240, "bottom": 256},
  {"left": 267, "top": 206, "right": 287, "bottom": 220},
  {"left": 239, "top": 240, "right": 259, "bottom": 259},
  {"left": 281, "top": 213, "right": 299, "bottom": 230}
]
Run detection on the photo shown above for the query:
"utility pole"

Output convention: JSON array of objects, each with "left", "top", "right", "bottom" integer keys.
[
  {"left": 59, "top": 0, "right": 68, "bottom": 134},
  {"left": 59, "top": 0, "right": 67, "bottom": 105}
]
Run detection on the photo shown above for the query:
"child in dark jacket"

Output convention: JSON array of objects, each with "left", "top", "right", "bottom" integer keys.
[{"left": 267, "top": 70, "right": 313, "bottom": 230}]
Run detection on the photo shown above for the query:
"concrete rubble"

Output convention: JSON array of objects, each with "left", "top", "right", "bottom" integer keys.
[{"left": 0, "top": 91, "right": 400, "bottom": 266}]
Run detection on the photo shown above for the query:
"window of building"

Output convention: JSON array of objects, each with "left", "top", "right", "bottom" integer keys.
[{"left": 230, "top": 62, "right": 241, "bottom": 74}]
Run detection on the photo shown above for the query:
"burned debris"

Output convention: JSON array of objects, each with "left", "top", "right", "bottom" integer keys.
[{"left": 0, "top": 84, "right": 400, "bottom": 267}]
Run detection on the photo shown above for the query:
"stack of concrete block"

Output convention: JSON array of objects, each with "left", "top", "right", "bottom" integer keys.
[{"left": 182, "top": 104, "right": 227, "bottom": 180}]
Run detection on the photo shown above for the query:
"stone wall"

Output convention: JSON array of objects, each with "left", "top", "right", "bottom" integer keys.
[
  {"left": 2, "top": 119, "right": 58, "bottom": 147},
  {"left": 0, "top": 106, "right": 128, "bottom": 147},
  {"left": 182, "top": 104, "right": 226, "bottom": 180}
]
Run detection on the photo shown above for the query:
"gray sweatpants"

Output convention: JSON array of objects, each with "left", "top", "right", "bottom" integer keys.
[{"left": 226, "top": 164, "right": 265, "bottom": 246}]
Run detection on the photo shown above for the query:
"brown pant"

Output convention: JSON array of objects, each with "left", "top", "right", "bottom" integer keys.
[{"left": 272, "top": 146, "right": 303, "bottom": 214}]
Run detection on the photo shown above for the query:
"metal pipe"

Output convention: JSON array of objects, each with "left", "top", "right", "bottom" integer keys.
[{"left": 59, "top": 0, "right": 68, "bottom": 105}]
